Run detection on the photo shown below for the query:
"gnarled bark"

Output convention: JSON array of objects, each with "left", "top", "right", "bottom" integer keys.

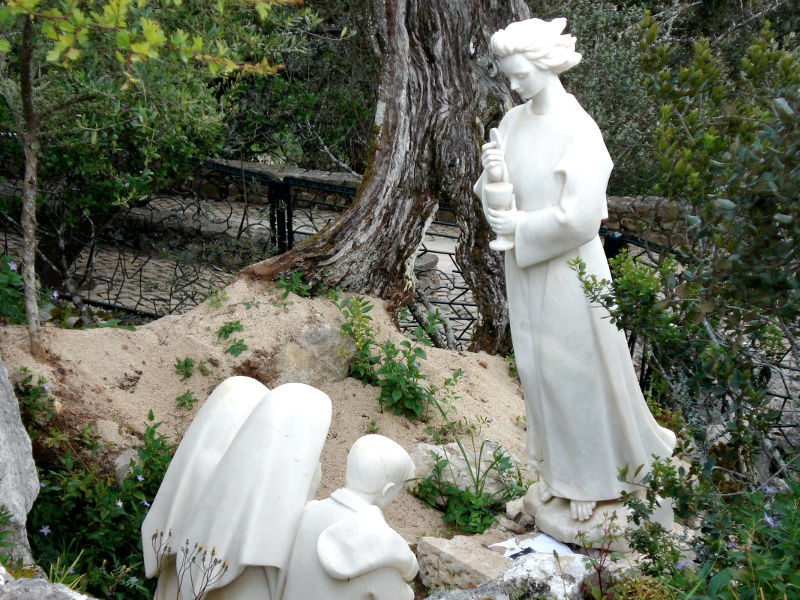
[{"left": 241, "top": 0, "right": 528, "bottom": 353}]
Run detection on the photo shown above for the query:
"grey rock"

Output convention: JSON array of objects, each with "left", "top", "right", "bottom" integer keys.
[
  {"left": 0, "top": 358, "right": 38, "bottom": 565},
  {"left": 424, "top": 552, "right": 591, "bottom": 600},
  {"left": 272, "top": 317, "right": 353, "bottom": 387},
  {"left": 113, "top": 449, "right": 142, "bottom": 487},
  {"left": 0, "top": 564, "right": 97, "bottom": 599},
  {"left": 37, "top": 303, "right": 57, "bottom": 323}
]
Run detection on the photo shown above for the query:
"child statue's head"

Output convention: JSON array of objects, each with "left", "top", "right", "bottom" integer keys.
[{"left": 345, "top": 435, "right": 416, "bottom": 508}]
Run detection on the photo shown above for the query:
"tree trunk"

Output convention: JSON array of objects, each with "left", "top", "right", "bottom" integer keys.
[
  {"left": 19, "top": 17, "right": 44, "bottom": 358},
  {"left": 241, "top": 0, "right": 527, "bottom": 353}
]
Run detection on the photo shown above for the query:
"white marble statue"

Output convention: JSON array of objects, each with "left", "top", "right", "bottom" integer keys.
[
  {"left": 474, "top": 18, "right": 676, "bottom": 525},
  {"left": 282, "top": 434, "right": 419, "bottom": 600},
  {"left": 142, "top": 378, "right": 332, "bottom": 600}
]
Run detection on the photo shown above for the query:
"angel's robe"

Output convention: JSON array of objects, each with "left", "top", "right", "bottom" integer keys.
[{"left": 474, "top": 94, "right": 676, "bottom": 501}]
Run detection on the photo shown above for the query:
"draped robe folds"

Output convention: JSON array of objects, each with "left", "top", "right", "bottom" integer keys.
[{"left": 474, "top": 95, "right": 676, "bottom": 502}]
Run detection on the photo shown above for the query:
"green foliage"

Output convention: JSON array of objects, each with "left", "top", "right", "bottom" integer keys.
[
  {"left": 24, "top": 397, "right": 175, "bottom": 599},
  {"left": 0, "top": 505, "right": 13, "bottom": 567},
  {"left": 224, "top": 338, "right": 248, "bottom": 357},
  {"left": 641, "top": 17, "right": 800, "bottom": 321},
  {"left": 175, "top": 389, "right": 197, "bottom": 410},
  {"left": 222, "top": 0, "right": 377, "bottom": 171},
  {"left": 504, "top": 348, "right": 518, "bottom": 379},
  {"left": 173, "top": 356, "right": 194, "bottom": 380},
  {"left": 336, "top": 296, "right": 446, "bottom": 421},
  {"left": 375, "top": 337, "right": 430, "bottom": 420},
  {"left": 216, "top": 320, "right": 243, "bottom": 340},
  {"left": 0, "top": 0, "right": 309, "bottom": 309},
  {"left": 622, "top": 458, "right": 800, "bottom": 600},
  {"left": 0, "top": 255, "right": 24, "bottom": 324},
  {"left": 277, "top": 271, "right": 311, "bottom": 299},
  {"left": 204, "top": 288, "right": 229, "bottom": 309},
  {"left": 14, "top": 367, "right": 56, "bottom": 441},
  {"left": 335, "top": 295, "right": 380, "bottom": 385}
]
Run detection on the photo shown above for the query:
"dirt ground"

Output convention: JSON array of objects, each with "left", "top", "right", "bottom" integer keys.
[{"left": 0, "top": 276, "right": 529, "bottom": 543}]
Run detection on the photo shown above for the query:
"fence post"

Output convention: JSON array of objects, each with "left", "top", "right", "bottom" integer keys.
[{"left": 269, "top": 180, "right": 291, "bottom": 254}]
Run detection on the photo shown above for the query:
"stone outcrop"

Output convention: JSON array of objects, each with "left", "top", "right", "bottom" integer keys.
[
  {"left": 272, "top": 318, "right": 354, "bottom": 388},
  {"left": 423, "top": 551, "right": 592, "bottom": 600},
  {"left": 0, "top": 358, "right": 38, "bottom": 566},
  {"left": 417, "top": 529, "right": 517, "bottom": 591},
  {"left": 0, "top": 564, "right": 97, "bottom": 599}
]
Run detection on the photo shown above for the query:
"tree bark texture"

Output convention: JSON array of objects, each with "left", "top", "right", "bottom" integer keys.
[
  {"left": 241, "top": 0, "right": 528, "bottom": 353},
  {"left": 19, "top": 17, "right": 44, "bottom": 357}
]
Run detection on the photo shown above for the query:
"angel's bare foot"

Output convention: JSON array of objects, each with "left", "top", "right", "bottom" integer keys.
[
  {"left": 538, "top": 481, "right": 554, "bottom": 503},
  {"left": 570, "top": 500, "right": 596, "bottom": 522}
]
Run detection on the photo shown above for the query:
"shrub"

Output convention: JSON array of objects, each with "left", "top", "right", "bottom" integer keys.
[{"left": 20, "top": 372, "right": 175, "bottom": 600}]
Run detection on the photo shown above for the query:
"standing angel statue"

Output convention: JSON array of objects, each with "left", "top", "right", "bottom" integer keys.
[{"left": 474, "top": 18, "right": 676, "bottom": 528}]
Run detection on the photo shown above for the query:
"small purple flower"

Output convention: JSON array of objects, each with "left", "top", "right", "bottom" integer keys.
[
  {"left": 42, "top": 384, "right": 49, "bottom": 392},
  {"left": 759, "top": 483, "right": 777, "bottom": 496},
  {"left": 51, "top": 290, "right": 59, "bottom": 299},
  {"left": 142, "top": 499, "right": 151, "bottom": 508},
  {"left": 459, "top": 373, "right": 467, "bottom": 381},
  {"left": 136, "top": 474, "right": 144, "bottom": 482},
  {"left": 726, "top": 540, "right": 736, "bottom": 549},
  {"left": 674, "top": 560, "right": 692, "bottom": 571},
  {"left": 115, "top": 499, "right": 123, "bottom": 508},
  {"left": 7, "top": 260, "right": 17, "bottom": 272},
  {"left": 128, "top": 576, "right": 138, "bottom": 584},
  {"left": 491, "top": 416, "right": 498, "bottom": 423},
  {"left": 762, "top": 513, "right": 777, "bottom": 527},
  {"left": 411, "top": 360, "right": 420, "bottom": 368},
  {"left": 67, "top": 567, "right": 75, "bottom": 574},
  {"left": 39, "top": 481, "right": 45, "bottom": 488},
  {"left": 39, "top": 525, "right": 51, "bottom": 536}
]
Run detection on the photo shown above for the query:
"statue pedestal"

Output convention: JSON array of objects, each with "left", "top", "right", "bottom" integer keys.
[{"left": 522, "top": 483, "right": 674, "bottom": 552}]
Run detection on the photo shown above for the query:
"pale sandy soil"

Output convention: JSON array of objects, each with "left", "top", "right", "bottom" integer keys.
[{"left": 0, "top": 276, "right": 528, "bottom": 543}]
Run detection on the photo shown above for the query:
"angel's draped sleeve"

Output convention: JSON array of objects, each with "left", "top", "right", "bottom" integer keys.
[{"left": 513, "top": 115, "right": 612, "bottom": 268}]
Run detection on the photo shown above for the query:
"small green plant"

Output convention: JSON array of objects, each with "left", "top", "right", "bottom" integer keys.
[
  {"left": 277, "top": 271, "right": 311, "bottom": 299},
  {"left": 14, "top": 368, "right": 56, "bottom": 441},
  {"left": 365, "top": 419, "right": 380, "bottom": 434},
  {"left": 174, "top": 357, "right": 195, "bottom": 380},
  {"left": 175, "top": 390, "right": 198, "bottom": 410},
  {"left": 513, "top": 414, "right": 527, "bottom": 431},
  {"left": 577, "top": 516, "right": 626, "bottom": 600},
  {"left": 216, "top": 320, "right": 243, "bottom": 340},
  {"left": 412, "top": 371, "right": 526, "bottom": 534},
  {"left": 273, "top": 300, "right": 293, "bottom": 312},
  {"left": 197, "top": 361, "right": 211, "bottom": 376},
  {"left": 0, "top": 255, "right": 26, "bottom": 324},
  {"left": 205, "top": 287, "right": 229, "bottom": 309},
  {"left": 504, "top": 349, "right": 518, "bottom": 379},
  {"left": 244, "top": 298, "right": 260, "bottom": 310},
  {"left": 0, "top": 505, "right": 14, "bottom": 567},
  {"left": 224, "top": 339, "right": 248, "bottom": 357},
  {"left": 47, "top": 549, "right": 89, "bottom": 590},
  {"left": 336, "top": 295, "right": 380, "bottom": 384}
]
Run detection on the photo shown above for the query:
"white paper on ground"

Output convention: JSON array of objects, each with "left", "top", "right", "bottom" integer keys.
[{"left": 489, "top": 533, "right": 574, "bottom": 559}]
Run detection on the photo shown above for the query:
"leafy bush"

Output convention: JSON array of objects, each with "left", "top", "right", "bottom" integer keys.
[
  {"left": 17, "top": 373, "right": 175, "bottom": 599},
  {"left": 622, "top": 458, "right": 800, "bottom": 600},
  {"left": 26, "top": 407, "right": 175, "bottom": 599}
]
